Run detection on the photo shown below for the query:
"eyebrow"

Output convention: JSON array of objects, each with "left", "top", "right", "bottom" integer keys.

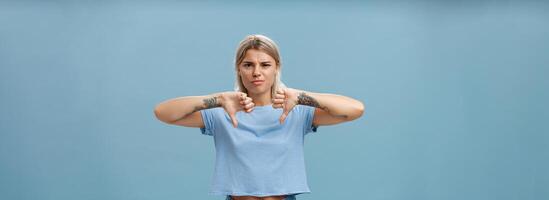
[{"left": 242, "top": 61, "right": 272, "bottom": 64}]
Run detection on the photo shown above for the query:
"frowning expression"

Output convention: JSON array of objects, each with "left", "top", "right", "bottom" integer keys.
[{"left": 238, "top": 49, "right": 278, "bottom": 95}]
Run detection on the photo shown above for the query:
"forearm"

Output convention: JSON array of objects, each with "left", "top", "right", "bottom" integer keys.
[
  {"left": 154, "top": 92, "right": 223, "bottom": 123},
  {"left": 296, "top": 90, "right": 364, "bottom": 120}
]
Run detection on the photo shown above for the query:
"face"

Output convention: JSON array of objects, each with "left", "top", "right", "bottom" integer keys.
[{"left": 238, "top": 49, "right": 278, "bottom": 96}]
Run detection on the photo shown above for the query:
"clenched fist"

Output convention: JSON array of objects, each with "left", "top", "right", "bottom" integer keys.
[
  {"left": 271, "top": 87, "right": 302, "bottom": 124},
  {"left": 219, "top": 92, "right": 255, "bottom": 128}
]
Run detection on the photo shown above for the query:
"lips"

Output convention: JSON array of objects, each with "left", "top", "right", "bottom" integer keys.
[{"left": 251, "top": 80, "right": 264, "bottom": 85}]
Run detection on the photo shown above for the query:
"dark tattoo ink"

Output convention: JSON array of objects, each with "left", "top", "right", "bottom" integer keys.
[
  {"left": 203, "top": 96, "right": 220, "bottom": 109},
  {"left": 175, "top": 96, "right": 220, "bottom": 121},
  {"left": 297, "top": 92, "right": 320, "bottom": 108},
  {"left": 297, "top": 92, "right": 349, "bottom": 119},
  {"left": 191, "top": 105, "right": 202, "bottom": 114}
]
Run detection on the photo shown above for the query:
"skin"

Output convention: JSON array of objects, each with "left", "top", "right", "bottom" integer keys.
[
  {"left": 230, "top": 49, "right": 364, "bottom": 200},
  {"left": 154, "top": 48, "right": 365, "bottom": 200},
  {"left": 238, "top": 48, "right": 278, "bottom": 106},
  {"left": 230, "top": 49, "right": 286, "bottom": 200},
  {"left": 229, "top": 195, "right": 286, "bottom": 200}
]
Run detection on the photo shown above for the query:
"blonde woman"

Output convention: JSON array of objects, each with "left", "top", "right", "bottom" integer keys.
[{"left": 154, "top": 34, "right": 365, "bottom": 200}]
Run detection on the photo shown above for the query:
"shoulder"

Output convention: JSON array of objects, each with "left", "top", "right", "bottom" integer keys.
[
  {"left": 291, "top": 105, "right": 315, "bottom": 119},
  {"left": 295, "top": 104, "right": 314, "bottom": 113},
  {"left": 202, "top": 107, "right": 224, "bottom": 113}
]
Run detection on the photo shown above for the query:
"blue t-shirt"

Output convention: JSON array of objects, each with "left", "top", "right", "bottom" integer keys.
[{"left": 199, "top": 104, "right": 318, "bottom": 197}]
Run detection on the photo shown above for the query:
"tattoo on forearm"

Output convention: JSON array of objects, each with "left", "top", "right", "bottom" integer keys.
[
  {"left": 191, "top": 106, "right": 202, "bottom": 114},
  {"left": 297, "top": 92, "right": 320, "bottom": 107},
  {"left": 297, "top": 92, "right": 349, "bottom": 119},
  {"left": 176, "top": 96, "right": 220, "bottom": 121},
  {"left": 203, "top": 96, "right": 220, "bottom": 109}
]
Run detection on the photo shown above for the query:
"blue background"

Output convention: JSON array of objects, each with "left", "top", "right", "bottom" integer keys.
[{"left": 1, "top": 0, "right": 548, "bottom": 199}]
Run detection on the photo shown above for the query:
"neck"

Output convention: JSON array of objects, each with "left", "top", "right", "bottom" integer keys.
[{"left": 248, "top": 90, "right": 272, "bottom": 106}]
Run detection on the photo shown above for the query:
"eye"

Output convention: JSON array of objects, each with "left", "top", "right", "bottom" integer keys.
[
  {"left": 243, "top": 63, "right": 252, "bottom": 67},
  {"left": 262, "top": 64, "right": 271, "bottom": 68}
]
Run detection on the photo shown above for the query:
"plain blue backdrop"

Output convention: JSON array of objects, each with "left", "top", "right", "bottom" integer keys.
[{"left": 1, "top": 0, "right": 548, "bottom": 200}]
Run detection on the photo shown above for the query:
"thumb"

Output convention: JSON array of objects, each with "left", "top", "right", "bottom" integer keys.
[
  {"left": 279, "top": 109, "right": 290, "bottom": 124},
  {"left": 229, "top": 113, "right": 238, "bottom": 128}
]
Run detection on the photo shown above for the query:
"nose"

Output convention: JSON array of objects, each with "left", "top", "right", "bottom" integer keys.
[{"left": 252, "top": 66, "right": 261, "bottom": 77}]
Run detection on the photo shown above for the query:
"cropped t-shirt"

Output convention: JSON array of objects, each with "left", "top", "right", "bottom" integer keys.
[{"left": 199, "top": 104, "right": 318, "bottom": 197}]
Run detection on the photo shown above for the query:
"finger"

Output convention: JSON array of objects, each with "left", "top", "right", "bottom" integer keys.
[
  {"left": 229, "top": 113, "right": 238, "bottom": 128},
  {"left": 241, "top": 99, "right": 251, "bottom": 106},
  {"left": 277, "top": 89, "right": 285, "bottom": 94},
  {"left": 272, "top": 103, "right": 283, "bottom": 109},
  {"left": 240, "top": 97, "right": 250, "bottom": 105},
  {"left": 275, "top": 93, "right": 285, "bottom": 99},
  {"left": 279, "top": 112, "right": 288, "bottom": 124},
  {"left": 244, "top": 103, "right": 254, "bottom": 109},
  {"left": 246, "top": 107, "right": 253, "bottom": 113},
  {"left": 244, "top": 97, "right": 253, "bottom": 104},
  {"left": 272, "top": 97, "right": 284, "bottom": 104},
  {"left": 280, "top": 106, "right": 292, "bottom": 124},
  {"left": 272, "top": 98, "right": 284, "bottom": 104}
]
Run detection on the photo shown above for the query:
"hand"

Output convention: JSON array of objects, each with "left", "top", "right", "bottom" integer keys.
[
  {"left": 272, "top": 88, "right": 301, "bottom": 124},
  {"left": 219, "top": 92, "right": 254, "bottom": 128}
]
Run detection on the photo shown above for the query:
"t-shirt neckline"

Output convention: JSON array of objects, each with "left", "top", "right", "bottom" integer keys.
[{"left": 253, "top": 104, "right": 274, "bottom": 110}]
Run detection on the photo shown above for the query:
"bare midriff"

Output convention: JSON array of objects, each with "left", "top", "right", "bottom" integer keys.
[{"left": 230, "top": 195, "right": 286, "bottom": 200}]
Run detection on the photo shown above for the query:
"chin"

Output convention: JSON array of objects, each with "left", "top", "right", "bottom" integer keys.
[{"left": 247, "top": 87, "right": 268, "bottom": 95}]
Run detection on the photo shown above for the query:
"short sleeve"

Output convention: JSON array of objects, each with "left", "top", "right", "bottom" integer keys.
[
  {"left": 199, "top": 108, "right": 216, "bottom": 136},
  {"left": 302, "top": 105, "right": 318, "bottom": 135}
]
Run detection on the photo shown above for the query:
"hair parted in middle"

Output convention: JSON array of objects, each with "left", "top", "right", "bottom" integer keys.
[{"left": 233, "top": 34, "right": 287, "bottom": 100}]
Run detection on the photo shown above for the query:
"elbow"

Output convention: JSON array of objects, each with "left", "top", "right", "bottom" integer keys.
[
  {"left": 154, "top": 106, "right": 173, "bottom": 124},
  {"left": 350, "top": 101, "right": 365, "bottom": 121},
  {"left": 358, "top": 102, "right": 365, "bottom": 118}
]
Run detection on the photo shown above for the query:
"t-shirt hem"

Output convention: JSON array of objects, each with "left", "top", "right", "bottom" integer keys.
[{"left": 208, "top": 190, "right": 311, "bottom": 197}]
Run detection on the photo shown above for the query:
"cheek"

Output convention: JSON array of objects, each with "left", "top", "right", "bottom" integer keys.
[
  {"left": 239, "top": 72, "right": 252, "bottom": 80},
  {"left": 266, "top": 75, "right": 276, "bottom": 87},
  {"left": 269, "top": 70, "right": 277, "bottom": 82}
]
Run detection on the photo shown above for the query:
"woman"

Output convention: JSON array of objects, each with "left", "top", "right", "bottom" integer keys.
[{"left": 154, "top": 34, "right": 365, "bottom": 200}]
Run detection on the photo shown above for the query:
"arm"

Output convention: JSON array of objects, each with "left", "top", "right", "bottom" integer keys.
[
  {"left": 296, "top": 90, "right": 365, "bottom": 126},
  {"left": 153, "top": 92, "right": 224, "bottom": 127}
]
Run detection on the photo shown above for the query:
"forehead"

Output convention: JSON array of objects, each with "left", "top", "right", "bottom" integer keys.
[{"left": 242, "top": 49, "right": 275, "bottom": 62}]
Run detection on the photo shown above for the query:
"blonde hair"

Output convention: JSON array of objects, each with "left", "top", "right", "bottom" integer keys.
[{"left": 233, "top": 34, "right": 286, "bottom": 100}]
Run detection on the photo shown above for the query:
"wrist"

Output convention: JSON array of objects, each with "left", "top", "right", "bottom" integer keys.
[
  {"left": 213, "top": 92, "right": 225, "bottom": 107},
  {"left": 294, "top": 89, "right": 307, "bottom": 105},
  {"left": 203, "top": 93, "right": 223, "bottom": 109},
  {"left": 296, "top": 90, "right": 320, "bottom": 107}
]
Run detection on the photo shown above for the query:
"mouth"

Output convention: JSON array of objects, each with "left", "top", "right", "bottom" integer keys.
[{"left": 251, "top": 80, "right": 264, "bottom": 86}]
